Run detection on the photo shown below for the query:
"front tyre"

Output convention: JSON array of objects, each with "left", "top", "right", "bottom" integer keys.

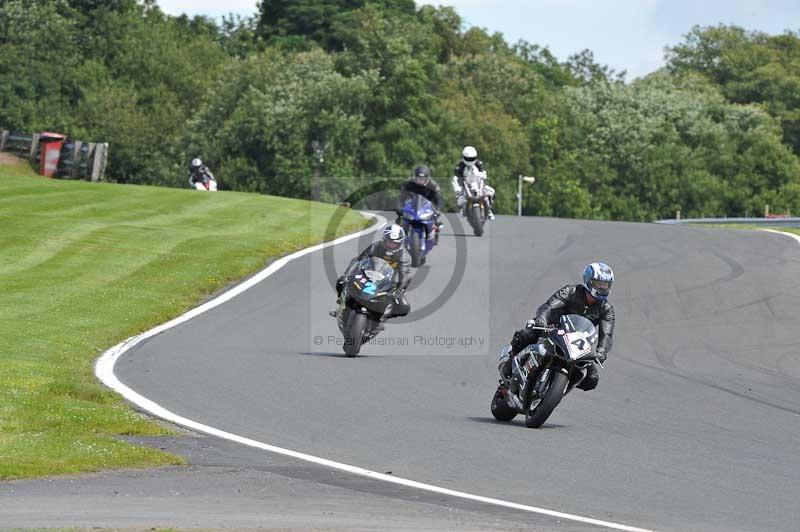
[
  {"left": 343, "top": 312, "right": 367, "bottom": 357},
  {"left": 491, "top": 387, "right": 517, "bottom": 421},
  {"left": 470, "top": 204, "right": 484, "bottom": 237},
  {"left": 525, "top": 371, "right": 569, "bottom": 428},
  {"left": 409, "top": 230, "right": 422, "bottom": 267}
]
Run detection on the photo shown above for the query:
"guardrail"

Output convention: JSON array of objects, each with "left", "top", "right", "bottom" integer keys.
[
  {"left": 0, "top": 129, "right": 108, "bottom": 181},
  {"left": 656, "top": 217, "right": 800, "bottom": 228}
]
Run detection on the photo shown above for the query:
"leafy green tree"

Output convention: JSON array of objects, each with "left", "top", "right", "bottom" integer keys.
[
  {"left": 667, "top": 25, "right": 800, "bottom": 154},
  {"left": 0, "top": 0, "right": 81, "bottom": 130},
  {"left": 188, "top": 49, "right": 376, "bottom": 199},
  {"left": 256, "top": 0, "right": 415, "bottom": 50},
  {"left": 560, "top": 73, "right": 800, "bottom": 220}
]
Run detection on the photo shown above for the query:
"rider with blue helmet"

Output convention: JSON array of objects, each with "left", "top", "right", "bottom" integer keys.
[{"left": 500, "top": 262, "right": 616, "bottom": 391}]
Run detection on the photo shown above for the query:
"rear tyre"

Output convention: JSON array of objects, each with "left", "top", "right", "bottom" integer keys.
[
  {"left": 525, "top": 371, "right": 568, "bottom": 428},
  {"left": 410, "top": 230, "right": 422, "bottom": 267},
  {"left": 343, "top": 312, "right": 366, "bottom": 357},
  {"left": 490, "top": 387, "right": 517, "bottom": 421}
]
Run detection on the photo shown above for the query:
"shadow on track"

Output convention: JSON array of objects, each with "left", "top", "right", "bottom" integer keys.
[
  {"left": 300, "top": 351, "right": 378, "bottom": 359},
  {"left": 465, "top": 417, "right": 568, "bottom": 430}
]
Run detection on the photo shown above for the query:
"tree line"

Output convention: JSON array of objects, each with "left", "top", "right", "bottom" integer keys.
[{"left": 2, "top": 0, "right": 799, "bottom": 220}]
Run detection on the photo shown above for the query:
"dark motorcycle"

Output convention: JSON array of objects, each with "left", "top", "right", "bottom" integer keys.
[
  {"left": 335, "top": 257, "right": 397, "bottom": 357},
  {"left": 491, "top": 314, "right": 602, "bottom": 428},
  {"left": 462, "top": 172, "right": 489, "bottom": 237}
]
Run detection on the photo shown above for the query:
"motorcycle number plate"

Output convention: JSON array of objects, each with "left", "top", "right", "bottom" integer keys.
[{"left": 565, "top": 333, "right": 592, "bottom": 356}]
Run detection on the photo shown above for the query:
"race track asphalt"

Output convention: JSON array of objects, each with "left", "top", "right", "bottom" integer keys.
[{"left": 3, "top": 214, "right": 799, "bottom": 531}]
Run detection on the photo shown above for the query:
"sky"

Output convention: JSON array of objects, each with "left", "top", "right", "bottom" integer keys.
[{"left": 157, "top": 0, "right": 800, "bottom": 79}]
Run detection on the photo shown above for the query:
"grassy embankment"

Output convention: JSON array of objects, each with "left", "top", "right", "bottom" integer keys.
[
  {"left": 688, "top": 222, "right": 800, "bottom": 236},
  {"left": 0, "top": 155, "right": 369, "bottom": 478}
]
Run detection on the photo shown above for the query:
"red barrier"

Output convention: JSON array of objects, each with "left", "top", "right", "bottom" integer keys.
[{"left": 39, "top": 132, "right": 66, "bottom": 177}]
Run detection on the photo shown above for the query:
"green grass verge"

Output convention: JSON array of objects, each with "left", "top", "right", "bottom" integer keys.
[
  {"left": 687, "top": 223, "right": 800, "bottom": 234},
  {"left": 0, "top": 159, "right": 369, "bottom": 479},
  {"left": 765, "top": 227, "right": 800, "bottom": 236}
]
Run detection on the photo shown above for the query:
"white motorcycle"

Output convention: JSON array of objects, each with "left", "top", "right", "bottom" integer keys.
[{"left": 453, "top": 170, "right": 493, "bottom": 237}]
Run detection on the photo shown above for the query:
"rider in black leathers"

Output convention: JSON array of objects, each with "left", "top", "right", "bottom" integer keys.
[
  {"left": 396, "top": 165, "right": 444, "bottom": 232},
  {"left": 502, "top": 264, "right": 615, "bottom": 391},
  {"left": 335, "top": 224, "right": 412, "bottom": 317}
]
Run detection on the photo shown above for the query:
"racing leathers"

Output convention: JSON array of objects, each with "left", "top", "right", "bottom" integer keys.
[
  {"left": 336, "top": 241, "right": 412, "bottom": 317},
  {"left": 188, "top": 166, "right": 215, "bottom": 189},
  {"left": 452, "top": 160, "right": 495, "bottom": 218},
  {"left": 503, "top": 284, "right": 615, "bottom": 391},
  {"left": 396, "top": 178, "right": 444, "bottom": 231}
]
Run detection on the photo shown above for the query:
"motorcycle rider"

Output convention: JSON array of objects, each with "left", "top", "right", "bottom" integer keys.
[
  {"left": 500, "top": 262, "right": 615, "bottom": 391},
  {"left": 333, "top": 223, "right": 412, "bottom": 317},
  {"left": 451, "top": 146, "right": 495, "bottom": 220},
  {"left": 188, "top": 157, "right": 216, "bottom": 190},
  {"left": 396, "top": 165, "right": 445, "bottom": 233}
]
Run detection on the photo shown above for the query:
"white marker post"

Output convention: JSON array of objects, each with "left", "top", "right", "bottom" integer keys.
[{"left": 517, "top": 175, "right": 536, "bottom": 216}]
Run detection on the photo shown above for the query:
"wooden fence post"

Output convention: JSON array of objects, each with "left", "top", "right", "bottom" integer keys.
[
  {"left": 29, "top": 133, "right": 40, "bottom": 163},
  {"left": 72, "top": 140, "right": 82, "bottom": 178},
  {"left": 0, "top": 130, "right": 8, "bottom": 152},
  {"left": 91, "top": 143, "right": 108, "bottom": 182}
]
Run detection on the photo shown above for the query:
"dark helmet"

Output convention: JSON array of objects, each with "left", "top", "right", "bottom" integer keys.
[
  {"left": 583, "top": 262, "right": 614, "bottom": 301},
  {"left": 413, "top": 165, "right": 432, "bottom": 186}
]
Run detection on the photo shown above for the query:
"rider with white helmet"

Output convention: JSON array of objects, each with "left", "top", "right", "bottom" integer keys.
[
  {"left": 499, "top": 262, "right": 616, "bottom": 392},
  {"left": 334, "top": 223, "right": 412, "bottom": 317},
  {"left": 188, "top": 157, "right": 216, "bottom": 190},
  {"left": 451, "top": 146, "right": 495, "bottom": 220}
]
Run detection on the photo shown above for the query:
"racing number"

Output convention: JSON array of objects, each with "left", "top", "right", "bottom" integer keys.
[{"left": 571, "top": 338, "right": 587, "bottom": 352}]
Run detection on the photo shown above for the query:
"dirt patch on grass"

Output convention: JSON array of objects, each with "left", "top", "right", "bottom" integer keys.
[{"left": 0, "top": 152, "right": 29, "bottom": 166}]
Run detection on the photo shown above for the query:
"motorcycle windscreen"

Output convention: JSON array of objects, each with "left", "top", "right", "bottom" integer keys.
[
  {"left": 556, "top": 314, "right": 598, "bottom": 360},
  {"left": 405, "top": 194, "right": 435, "bottom": 221},
  {"left": 355, "top": 257, "right": 396, "bottom": 296}
]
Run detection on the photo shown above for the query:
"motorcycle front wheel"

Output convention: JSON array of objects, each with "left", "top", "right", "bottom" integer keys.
[
  {"left": 409, "top": 230, "right": 422, "bottom": 267},
  {"left": 525, "top": 371, "right": 568, "bottom": 428},
  {"left": 470, "top": 203, "right": 484, "bottom": 237},
  {"left": 343, "top": 312, "right": 367, "bottom": 357}
]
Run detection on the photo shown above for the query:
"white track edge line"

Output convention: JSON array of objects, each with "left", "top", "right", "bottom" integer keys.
[
  {"left": 761, "top": 228, "right": 800, "bottom": 246},
  {"left": 95, "top": 212, "right": 656, "bottom": 532}
]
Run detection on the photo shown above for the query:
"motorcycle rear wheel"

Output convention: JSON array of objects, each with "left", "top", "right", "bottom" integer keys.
[{"left": 490, "top": 386, "right": 517, "bottom": 421}]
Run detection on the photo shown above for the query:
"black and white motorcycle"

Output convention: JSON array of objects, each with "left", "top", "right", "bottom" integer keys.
[
  {"left": 491, "top": 314, "right": 602, "bottom": 428},
  {"left": 461, "top": 170, "right": 491, "bottom": 236}
]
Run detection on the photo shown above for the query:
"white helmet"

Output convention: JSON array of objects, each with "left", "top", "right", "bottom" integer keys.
[
  {"left": 190, "top": 158, "right": 203, "bottom": 170},
  {"left": 382, "top": 223, "right": 405, "bottom": 255},
  {"left": 462, "top": 146, "right": 478, "bottom": 167}
]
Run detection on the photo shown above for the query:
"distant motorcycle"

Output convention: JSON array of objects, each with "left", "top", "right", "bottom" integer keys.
[
  {"left": 193, "top": 177, "right": 217, "bottom": 191},
  {"left": 462, "top": 170, "right": 489, "bottom": 236},
  {"left": 491, "top": 314, "right": 602, "bottom": 428},
  {"left": 399, "top": 194, "right": 438, "bottom": 267},
  {"left": 334, "top": 256, "right": 398, "bottom": 357}
]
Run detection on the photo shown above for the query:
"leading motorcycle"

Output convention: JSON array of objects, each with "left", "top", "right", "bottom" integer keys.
[
  {"left": 334, "top": 256, "right": 398, "bottom": 357},
  {"left": 462, "top": 170, "right": 489, "bottom": 237},
  {"left": 491, "top": 314, "right": 602, "bottom": 428}
]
